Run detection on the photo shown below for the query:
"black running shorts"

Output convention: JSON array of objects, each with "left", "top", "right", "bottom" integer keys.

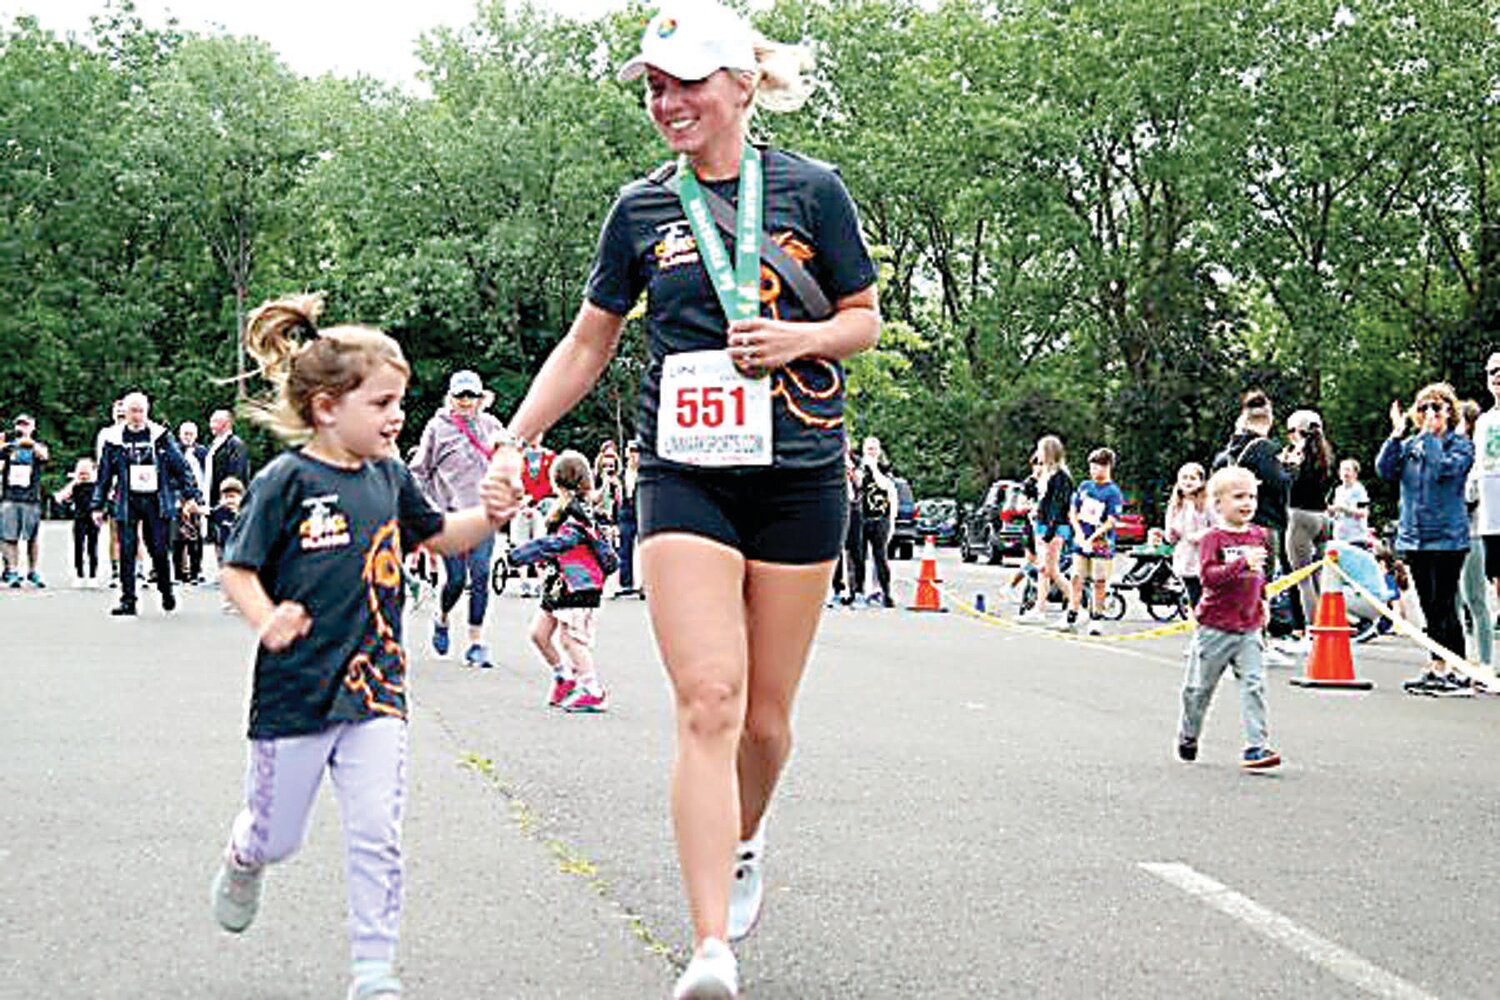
[
  {"left": 638, "top": 463, "right": 848, "bottom": 564},
  {"left": 1485, "top": 534, "right": 1500, "bottom": 581}
]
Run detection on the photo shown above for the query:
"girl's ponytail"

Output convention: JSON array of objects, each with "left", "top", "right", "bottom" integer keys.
[
  {"left": 243, "top": 293, "right": 326, "bottom": 442},
  {"left": 245, "top": 294, "right": 323, "bottom": 389},
  {"left": 241, "top": 292, "right": 408, "bottom": 444}
]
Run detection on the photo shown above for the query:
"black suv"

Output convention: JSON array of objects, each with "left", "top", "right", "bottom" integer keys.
[
  {"left": 887, "top": 476, "right": 917, "bottom": 560},
  {"left": 959, "top": 479, "right": 1029, "bottom": 564}
]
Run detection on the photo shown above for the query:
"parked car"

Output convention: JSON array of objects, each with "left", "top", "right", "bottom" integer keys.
[
  {"left": 888, "top": 476, "right": 917, "bottom": 560},
  {"left": 1114, "top": 500, "right": 1148, "bottom": 547},
  {"left": 959, "top": 478, "right": 1030, "bottom": 564},
  {"left": 915, "top": 497, "right": 960, "bottom": 546}
]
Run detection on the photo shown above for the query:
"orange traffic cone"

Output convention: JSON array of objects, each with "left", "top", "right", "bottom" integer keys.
[
  {"left": 1290, "top": 551, "right": 1373, "bottom": 690},
  {"left": 908, "top": 534, "right": 947, "bottom": 613}
]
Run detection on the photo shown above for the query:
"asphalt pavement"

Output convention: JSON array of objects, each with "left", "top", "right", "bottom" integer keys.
[{"left": 4, "top": 525, "right": 1498, "bottom": 999}]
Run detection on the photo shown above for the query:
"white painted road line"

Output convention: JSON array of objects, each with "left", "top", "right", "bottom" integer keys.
[{"left": 1139, "top": 862, "right": 1441, "bottom": 1000}]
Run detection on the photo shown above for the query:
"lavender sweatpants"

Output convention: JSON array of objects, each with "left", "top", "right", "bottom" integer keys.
[{"left": 227, "top": 716, "right": 408, "bottom": 963}]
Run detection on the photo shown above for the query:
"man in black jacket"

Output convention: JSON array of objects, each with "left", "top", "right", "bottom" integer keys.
[
  {"left": 204, "top": 408, "right": 249, "bottom": 569},
  {"left": 205, "top": 409, "right": 249, "bottom": 506},
  {"left": 1213, "top": 390, "right": 1298, "bottom": 652}
]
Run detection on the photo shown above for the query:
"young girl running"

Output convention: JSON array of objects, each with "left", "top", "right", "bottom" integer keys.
[
  {"left": 511, "top": 450, "right": 620, "bottom": 712},
  {"left": 211, "top": 293, "right": 516, "bottom": 1000}
]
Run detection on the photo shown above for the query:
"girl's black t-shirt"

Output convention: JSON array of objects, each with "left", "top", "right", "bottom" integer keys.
[
  {"left": 223, "top": 450, "right": 445, "bottom": 739},
  {"left": 585, "top": 148, "right": 879, "bottom": 473}
]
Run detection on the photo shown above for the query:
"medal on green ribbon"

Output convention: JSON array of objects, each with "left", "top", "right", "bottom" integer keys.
[{"left": 676, "top": 144, "right": 763, "bottom": 326}]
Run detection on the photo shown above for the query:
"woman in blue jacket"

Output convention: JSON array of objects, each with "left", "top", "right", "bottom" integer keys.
[{"left": 1376, "top": 382, "right": 1475, "bottom": 695}]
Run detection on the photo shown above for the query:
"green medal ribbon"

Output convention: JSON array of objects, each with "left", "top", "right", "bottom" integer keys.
[{"left": 676, "top": 145, "right": 762, "bottom": 323}]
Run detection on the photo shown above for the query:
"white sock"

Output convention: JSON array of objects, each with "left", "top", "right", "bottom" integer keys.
[{"left": 350, "top": 958, "right": 393, "bottom": 986}]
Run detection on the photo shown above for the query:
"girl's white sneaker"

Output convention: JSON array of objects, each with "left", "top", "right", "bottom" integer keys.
[{"left": 672, "top": 937, "right": 737, "bottom": 999}]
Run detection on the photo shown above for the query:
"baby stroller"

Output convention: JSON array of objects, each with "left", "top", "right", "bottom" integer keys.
[
  {"left": 1111, "top": 543, "right": 1189, "bottom": 621},
  {"left": 1018, "top": 544, "right": 1126, "bottom": 620}
]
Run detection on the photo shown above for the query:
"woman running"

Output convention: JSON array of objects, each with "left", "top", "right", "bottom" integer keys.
[{"left": 489, "top": 4, "right": 879, "bottom": 995}]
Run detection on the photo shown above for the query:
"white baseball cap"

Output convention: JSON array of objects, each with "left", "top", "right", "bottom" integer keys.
[
  {"left": 448, "top": 370, "right": 484, "bottom": 397},
  {"left": 617, "top": 2, "right": 757, "bottom": 84}
]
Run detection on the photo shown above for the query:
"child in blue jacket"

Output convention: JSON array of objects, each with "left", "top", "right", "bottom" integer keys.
[{"left": 511, "top": 450, "right": 619, "bottom": 712}]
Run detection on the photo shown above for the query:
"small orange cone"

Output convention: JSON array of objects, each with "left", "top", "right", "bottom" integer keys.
[
  {"left": 1290, "top": 551, "right": 1373, "bottom": 690},
  {"left": 909, "top": 535, "right": 947, "bottom": 613}
]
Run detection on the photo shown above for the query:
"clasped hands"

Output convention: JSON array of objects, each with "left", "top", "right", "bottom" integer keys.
[{"left": 480, "top": 444, "right": 526, "bottom": 527}]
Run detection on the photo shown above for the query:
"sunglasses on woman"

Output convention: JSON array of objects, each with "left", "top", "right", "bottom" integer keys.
[{"left": 1415, "top": 402, "right": 1445, "bottom": 414}]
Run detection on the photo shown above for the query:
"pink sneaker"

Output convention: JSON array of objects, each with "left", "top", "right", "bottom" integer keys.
[
  {"left": 562, "top": 685, "right": 609, "bottom": 713},
  {"left": 548, "top": 676, "right": 577, "bottom": 708}
]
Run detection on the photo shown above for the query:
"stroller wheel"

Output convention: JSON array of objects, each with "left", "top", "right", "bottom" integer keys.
[
  {"left": 1098, "top": 590, "right": 1127, "bottom": 621},
  {"left": 1145, "top": 593, "right": 1184, "bottom": 622},
  {"left": 490, "top": 555, "right": 511, "bottom": 597},
  {"left": 1018, "top": 579, "right": 1036, "bottom": 614}
]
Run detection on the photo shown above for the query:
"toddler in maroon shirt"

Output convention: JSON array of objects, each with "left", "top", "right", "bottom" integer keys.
[{"left": 1177, "top": 466, "right": 1282, "bottom": 769}]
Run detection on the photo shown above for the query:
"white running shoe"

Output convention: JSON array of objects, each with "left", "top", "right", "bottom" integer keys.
[
  {"left": 211, "top": 851, "right": 264, "bottom": 932},
  {"left": 347, "top": 960, "right": 403, "bottom": 999},
  {"left": 672, "top": 938, "right": 738, "bottom": 999},
  {"left": 1017, "top": 607, "right": 1050, "bottom": 625},
  {"left": 727, "top": 822, "right": 765, "bottom": 942}
]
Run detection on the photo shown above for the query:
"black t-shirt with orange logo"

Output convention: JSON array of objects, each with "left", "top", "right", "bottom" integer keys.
[
  {"left": 223, "top": 450, "right": 444, "bottom": 739},
  {"left": 585, "top": 148, "right": 878, "bottom": 472}
]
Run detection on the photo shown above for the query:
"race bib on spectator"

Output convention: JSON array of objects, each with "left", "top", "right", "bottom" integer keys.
[
  {"left": 1077, "top": 496, "right": 1106, "bottom": 525},
  {"left": 658, "top": 351, "right": 772, "bottom": 468},
  {"left": 7, "top": 464, "right": 32, "bottom": 489},
  {"left": 129, "top": 464, "right": 159, "bottom": 493}
]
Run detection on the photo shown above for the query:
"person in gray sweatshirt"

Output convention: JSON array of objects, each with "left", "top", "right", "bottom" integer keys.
[{"left": 409, "top": 370, "right": 506, "bottom": 668}]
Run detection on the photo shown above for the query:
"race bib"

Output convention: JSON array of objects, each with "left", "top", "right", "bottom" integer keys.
[
  {"left": 129, "top": 463, "right": 159, "bottom": 493},
  {"left": 1077, "top": 496, "right": 1106, "bottom": 525},
  {"left": 7, "top": 463, "right": 32, "bottom": 489},
  {"left": 1223, "top": 545, "right": 1262, "bottom": 569},
  {"left": 658, "top": 351, "right": 772, "bottom": 468}
]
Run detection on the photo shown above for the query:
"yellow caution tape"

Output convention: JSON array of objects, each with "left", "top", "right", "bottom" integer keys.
[
  {"left": 1325, "top": 559, "right": 1497, "bottom": 688},
  {"left": 939, "top": 558, "right": 1326, "bottom": 644}
]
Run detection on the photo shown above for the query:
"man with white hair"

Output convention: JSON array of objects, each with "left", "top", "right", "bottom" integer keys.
[
  {"left": 92, "top": 392, "right": 202, "bottom": 616},
  {"left": 204, "top": 408, "right": 249, "bottom": 569},
  {"left": 205, "top": 409, "right": 248, "bottom": 505},
  {"left": 172, "top": 421, "right": 209, "bottom": 584}
]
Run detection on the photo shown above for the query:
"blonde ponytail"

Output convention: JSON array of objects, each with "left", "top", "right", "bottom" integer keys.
[
  {"left": 751, "top": 36, "right": 815, "bottom": 114},
  {"left": 242, "top": 292, "right": 409, "bottom": 444}
]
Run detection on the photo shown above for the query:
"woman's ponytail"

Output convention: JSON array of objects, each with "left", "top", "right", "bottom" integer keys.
[{"left": 751, "top": 36, "right": 815, "bottom": 114}]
